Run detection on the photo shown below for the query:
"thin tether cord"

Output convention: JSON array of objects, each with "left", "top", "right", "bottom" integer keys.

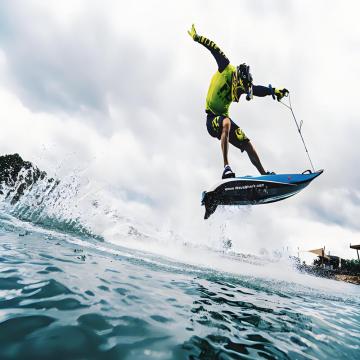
[{"left": 279, "top": 94, "right": 315, "bottom": 172}]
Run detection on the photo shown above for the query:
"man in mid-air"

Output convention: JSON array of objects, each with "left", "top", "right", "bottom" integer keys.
[{"left": 188, "top": 25, "right": 288, "bottom": 179}]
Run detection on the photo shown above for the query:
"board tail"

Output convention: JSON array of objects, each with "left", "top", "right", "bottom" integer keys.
[{"left": 202, "top": 191, "right": 218, "bottom": 219}]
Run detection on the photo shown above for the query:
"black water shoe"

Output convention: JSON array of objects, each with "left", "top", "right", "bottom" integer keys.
[{"left": 222, "top": 165, "right": 235, "bottom": 179}]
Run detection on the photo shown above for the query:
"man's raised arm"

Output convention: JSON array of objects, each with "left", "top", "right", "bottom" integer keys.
[{"left": 188, "top": 24, "right": 230, "bottom": 73}]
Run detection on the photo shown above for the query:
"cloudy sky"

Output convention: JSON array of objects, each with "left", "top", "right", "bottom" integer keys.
[{"left": 0, "top": 0, "right": 359, "bottom": 260}]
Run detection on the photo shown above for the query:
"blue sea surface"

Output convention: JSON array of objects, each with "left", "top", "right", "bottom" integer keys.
[{"left": 0, "top": 213, "right": 359, "bottom": 360}]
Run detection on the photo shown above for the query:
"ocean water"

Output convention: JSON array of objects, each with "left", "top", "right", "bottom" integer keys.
[{"left": 0, "top": 209, "right": 359, "bottom": 360}]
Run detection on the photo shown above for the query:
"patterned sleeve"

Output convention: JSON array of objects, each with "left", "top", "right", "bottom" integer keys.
[
  {"left": 252, "top": 85, "right": 273, "bottom": 97},
  {"left": 194, "top": 35, "right": 230, "bottom": 73}
]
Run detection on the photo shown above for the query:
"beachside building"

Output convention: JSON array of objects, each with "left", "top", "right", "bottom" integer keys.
[
  {"left": 350, "top": 244, "right": 360, "bottom": 261},
  {"left": 307, "top": 247, "right": 341, "bottom": 270}
]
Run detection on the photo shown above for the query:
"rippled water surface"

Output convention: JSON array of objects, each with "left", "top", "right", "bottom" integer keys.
[{"left": 0, "top": 218, "right": 359, "bottom": 360}]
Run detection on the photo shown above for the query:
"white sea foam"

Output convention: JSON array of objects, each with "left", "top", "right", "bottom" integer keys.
[{"left": 1, "top": 164, "right": 359, "bottom": 301}]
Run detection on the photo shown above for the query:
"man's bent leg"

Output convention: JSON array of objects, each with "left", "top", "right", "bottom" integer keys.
[
  {"left": 243, "top": 141, "right": 266, "bottom": 175},
  {"left": 221, "top": 117, "right": 231, "bottom": 167}
]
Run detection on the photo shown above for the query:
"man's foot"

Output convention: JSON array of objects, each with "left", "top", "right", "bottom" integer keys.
[
  {"left": 265, "top": 171, "right": 276, "bottom": 175},
  {"left": 222, "top": 165, "right": 235, "bottom": 179}
]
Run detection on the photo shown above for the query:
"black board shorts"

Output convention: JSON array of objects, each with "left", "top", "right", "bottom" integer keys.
[{"left": 206, "top": 112, "right": 249, "bottom": 152}]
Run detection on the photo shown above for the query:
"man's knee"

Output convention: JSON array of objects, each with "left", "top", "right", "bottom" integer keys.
[
  {"left": 242, "top": 140, "right": 252, "bottom": 153},
  {"left": 222, "top": 117, "right": 231, "bottom": 133}
]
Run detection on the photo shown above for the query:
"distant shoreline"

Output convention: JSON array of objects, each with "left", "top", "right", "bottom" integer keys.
[
  {"left": 334, "top": 274, "right": 360, "bottom": 285},
  {"left": 297, "top": 264, "right": 360, "bottom": 285}
]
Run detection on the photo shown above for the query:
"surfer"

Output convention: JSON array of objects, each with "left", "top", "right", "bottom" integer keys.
[{"left": 188, "top": 25, "right": 289, "bottom": 179}]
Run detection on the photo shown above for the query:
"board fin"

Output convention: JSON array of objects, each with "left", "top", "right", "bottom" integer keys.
[{"left": 202, "top": 191, "right": 218, "bottom": 219}]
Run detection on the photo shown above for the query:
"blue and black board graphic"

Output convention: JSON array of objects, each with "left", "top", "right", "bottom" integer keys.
[{"left": 202, "top": 170, "right": 323, "bottom": 219}]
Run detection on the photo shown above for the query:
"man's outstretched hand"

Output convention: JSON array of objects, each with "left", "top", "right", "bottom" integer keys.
[
  {"left": 274, "top": 88, "right": 289, "bottom": 101},
  {"left": 187, "top": 24, "right": 198, "bottom": 40}
]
